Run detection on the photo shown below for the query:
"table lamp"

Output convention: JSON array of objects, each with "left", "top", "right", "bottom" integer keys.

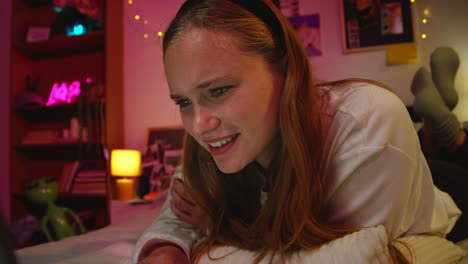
[{"left": 111, "top": 149, "right": 141, "bottom": 201}]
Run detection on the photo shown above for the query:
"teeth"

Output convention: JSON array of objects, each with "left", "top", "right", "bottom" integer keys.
[{"left": 208, "top": 135, "right": 235, "bottom": 148}]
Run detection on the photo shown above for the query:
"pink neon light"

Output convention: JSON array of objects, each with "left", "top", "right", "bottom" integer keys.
[
  {"left": 45, "top": 80, "right": 82, "bottom": 106},
  {"left": 86, "top": 77, "right": 93, "bottom": 84}
]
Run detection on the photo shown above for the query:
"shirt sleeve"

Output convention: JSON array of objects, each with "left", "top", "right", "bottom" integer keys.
[
  {"left": 131, "top": 166, "right": 201, "bottom": 263},
  {"left": 322, "top": 83, "right": 460, "bottom": 239}
]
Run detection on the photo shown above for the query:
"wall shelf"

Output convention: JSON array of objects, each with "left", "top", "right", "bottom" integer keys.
[
  {"left": 16, "top": 103, "right": 105, "bottom": 123},
  {"left": 14, "top": 143, "right": 105, "bottom": 161},
  {"left": 14, "top": 192, "right": 106, "bottom": 199},
  {"left": 7, "top": 0, "right": 122, "bottom": 239},
  {"left": 14, "top": 30, "right": 105, "bottom": 60}
]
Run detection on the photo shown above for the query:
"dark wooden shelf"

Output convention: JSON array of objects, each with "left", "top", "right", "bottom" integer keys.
[
  {"left": 14, "top": 142, "right": 105, "bottom": 160},
  {"left": 58, "top": 192, "right": 107, "bottom": 198},
  {"left": 14, "top": 30, "right": 105, "bottom": 60},
  {"left": 16, "top": 102, "right": 105, "bottom": 123},
  {"left": 14, "top": 192, "right": 106, "bottom": 201}
]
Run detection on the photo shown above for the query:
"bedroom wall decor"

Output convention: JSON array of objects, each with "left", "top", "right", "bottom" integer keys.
[
  {"left": 289, "top": 14, "right": 322, "bottom": 57},
  {"left": 139, "top": 127, "right": 184, "bottom": 200},
  {"left": 340, "top": 0, "right": 415, "bottom": 53}
]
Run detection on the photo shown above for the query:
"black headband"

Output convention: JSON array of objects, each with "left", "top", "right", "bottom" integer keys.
[
  {"left": 227, "top": 0, "right": 286, "bottom": 52},
  {"left": 178, "top": 0, "right": 286, "bottom": 54}
]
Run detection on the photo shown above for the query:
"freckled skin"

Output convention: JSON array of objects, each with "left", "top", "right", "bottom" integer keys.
[
  {"left": 164, "top": 28, "right": 283, "bottom": 173},
  {"left": 25, "top": 178, "right": 86, "bottom": 241}
]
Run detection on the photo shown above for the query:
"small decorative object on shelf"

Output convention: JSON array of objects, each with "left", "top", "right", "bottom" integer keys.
[
  {"left": 25, "top": 177, "right": 86, "bottom": 241},
  {"left": 45, "top": 79, "right": 84, "bottom": 106},
  {"left": 26, "top": 27, "right": 51, "bottom": 42},
  {"left": 16, "top": 75, "right": 44, "bottom": 108},
  {"left": 51, "top": 0, "right": 103, "bottom": 37},
  {"left": 111, "top": 149, "right": 141, "bottom": 201}
]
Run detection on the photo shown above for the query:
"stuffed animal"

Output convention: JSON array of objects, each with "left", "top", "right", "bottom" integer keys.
[{"left": 25, "top": 177, "right": 86, "bottom": 241}]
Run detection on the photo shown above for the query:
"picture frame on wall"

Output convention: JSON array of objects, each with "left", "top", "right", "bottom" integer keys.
[
  {"left": 138, "top": 127, "right": 185, "bottom": 199},
  {"left": 146, "top": 126, "right": 185, "bottom": 167},
  {"left": 340, "top": 0, "right": 415, "bottom": 53}
]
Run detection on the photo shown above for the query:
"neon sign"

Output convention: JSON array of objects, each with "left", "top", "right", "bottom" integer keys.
[{"left": 45, "top": 78, "right": 92, "bottom": 106}]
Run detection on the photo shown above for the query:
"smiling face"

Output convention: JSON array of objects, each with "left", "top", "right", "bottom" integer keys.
[{"left": 164, "top": 27, "right": 284, "bottom": 173}]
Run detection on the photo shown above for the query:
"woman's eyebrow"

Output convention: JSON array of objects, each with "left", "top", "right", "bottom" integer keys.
[
  {"left": 170, "top": 94, "right": 182, "bottom": 100},
  {"left": 170, "top": 77, "right": 238, "bottom": 99},
  {"left": 196, "top": 77, "right": 237, "bottom": 89}
]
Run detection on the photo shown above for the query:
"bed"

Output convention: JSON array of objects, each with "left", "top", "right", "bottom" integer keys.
[
  {"left": 15, "top": 192, "right": 468, "bottom": 264},
  {"left": 15, "top": 195, "right": 166, "bottom": 264}
]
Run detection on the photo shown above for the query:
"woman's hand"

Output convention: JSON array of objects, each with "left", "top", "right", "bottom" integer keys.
[
  {"left": 138, "top": 244, "right": 190, "bottom": 264},
  {"left": 170, "top": 179, "right": 208, "bottom": 234}
]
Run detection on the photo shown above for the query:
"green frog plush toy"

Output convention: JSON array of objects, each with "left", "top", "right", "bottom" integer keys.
[{"left": 25, "top": 177, "right": 86, "bottom": 241}]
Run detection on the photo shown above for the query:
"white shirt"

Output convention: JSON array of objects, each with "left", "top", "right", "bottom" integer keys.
[
  {"left": 132, "top": 81, "right": 461, "bottom": 263},
  {"left": 319, "top": 82, "right": 460, "bottom": 238}
]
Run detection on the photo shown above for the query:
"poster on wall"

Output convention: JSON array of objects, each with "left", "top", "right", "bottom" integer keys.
[
  {"left": 274, "top": 0, "right": 321, "bottom": 57},
  {"left": 340, "top": 0, "right": 414, "bottom": 53},
  {"left": 289, "top": 14, "right": 322, "bottom": 57}
]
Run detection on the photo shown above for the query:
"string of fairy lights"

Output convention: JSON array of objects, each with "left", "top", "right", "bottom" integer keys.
[
  {"left": 127, "top": 0, "right": 164, "bottom": 40},
  {"left": 126, "top": 0, "right": 429, "bottom": 41},
  {"left": 410, "top": 0, "right": 430, "bottom": 40}
]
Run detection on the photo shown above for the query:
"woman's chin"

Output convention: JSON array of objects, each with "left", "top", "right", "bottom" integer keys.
[
  {"left": 216, "top": 165, "right": 242, "bottom": 174},
  {"left": 214, "top": 160, "right": 247, "bottom": 174}
]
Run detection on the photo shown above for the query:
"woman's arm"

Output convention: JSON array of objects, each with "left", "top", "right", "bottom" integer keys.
[
  {"left": 322, "top": 83, "right": 460, "bottom": 238},
  {"left": 137, "top": 241, "right": 190, "bottom": 264},
  {"left": 132, "top": 166, "right": 201, "bottom": 263}
]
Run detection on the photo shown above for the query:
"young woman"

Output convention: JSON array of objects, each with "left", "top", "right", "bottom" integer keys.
[{"left": 132, "top": 0, "right": 462, "bottom": 263}]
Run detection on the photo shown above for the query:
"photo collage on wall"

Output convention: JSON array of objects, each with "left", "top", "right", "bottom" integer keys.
[
  {"left": 341, "top": 0, "right": 414, "bottom": 52},
  {"left": 138, "top": 127, "right": 185, "bottom": 200}
]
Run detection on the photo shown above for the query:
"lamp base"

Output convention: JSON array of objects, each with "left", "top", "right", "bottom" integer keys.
[{"left": 116, "top": 178, "right": 134, "bottom": 201}]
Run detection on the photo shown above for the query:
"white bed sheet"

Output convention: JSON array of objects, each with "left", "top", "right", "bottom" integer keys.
[{"left": 15, "top": 193, "right": 468, "bottom": 264}]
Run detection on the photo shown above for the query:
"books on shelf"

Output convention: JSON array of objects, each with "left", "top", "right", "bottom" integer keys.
[
  {"left": 70, "top": 166, "right": 107, "bottom": 195},
  {"left": 70, "top": 182, "right": 106, "bottom": 195},
  {"left": 59, "top": 161, "right": 81, "bottom": 193},
  {"left": 58, "top": 161, "right": 107, "bottom": 195},
  {"left": 21, "top": 129, "right": 60, "bottom": 145}
]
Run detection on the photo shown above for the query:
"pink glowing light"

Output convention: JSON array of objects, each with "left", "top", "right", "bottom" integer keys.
[{"left": 45, "top": 80, "right": 84, "bottom": 106}]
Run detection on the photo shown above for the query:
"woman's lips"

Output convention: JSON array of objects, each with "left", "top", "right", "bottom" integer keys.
[{"left": 206, "top": 133, "right": 239, "bottom": 156}]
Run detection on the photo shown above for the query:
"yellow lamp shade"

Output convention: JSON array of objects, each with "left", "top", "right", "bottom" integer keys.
[{"left": 111, "top": 149, "right": 141, "bottom": 177}]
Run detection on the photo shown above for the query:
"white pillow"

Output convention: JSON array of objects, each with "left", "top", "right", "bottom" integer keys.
[
  {"left": 197, "top": 226, "right": 467, "bottom": 264},
  {"left": 398, "top": 235, "right": 466, "bottom": 264},
  {"left": 198, "top": 225, "right": 389, "bottom": 264}
]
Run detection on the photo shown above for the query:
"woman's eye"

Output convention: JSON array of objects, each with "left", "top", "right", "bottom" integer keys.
[
  {"left": 209, "top": 86, "right": 231, "bottom": 97},
  {"left": 175, "top": 99, "right": 192, "bottom": 108}
]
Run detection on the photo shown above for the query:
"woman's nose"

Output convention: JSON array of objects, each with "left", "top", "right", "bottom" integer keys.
[{"left": 192, "top": 105, "right": 220, "bottom": 134}]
